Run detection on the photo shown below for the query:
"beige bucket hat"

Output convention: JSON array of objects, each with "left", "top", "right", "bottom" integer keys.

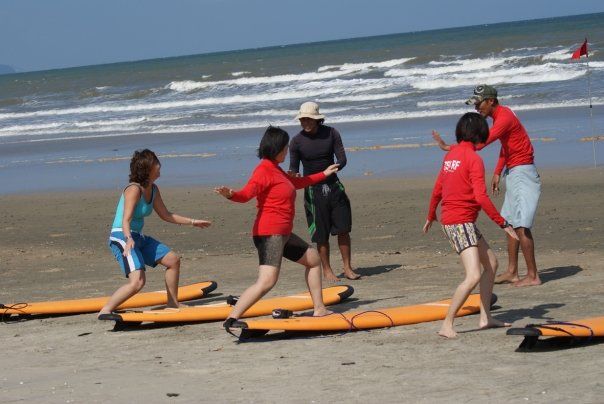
[{"left": 295, "top": 101, "right": 325, "bottom": 120}]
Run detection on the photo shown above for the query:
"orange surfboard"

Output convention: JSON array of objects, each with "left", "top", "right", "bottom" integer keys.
[
  {"left": 507, "top": 316, "right": 604, "bottom": 348},
  {"left": 100, "top": 285, "right": 353, "bottom": 324},
  {"left": 0, "top": 281, "right": 217, "bottom": 316},
  {"left": 237, "top": 293, "right": 493, "bottom": 337}
]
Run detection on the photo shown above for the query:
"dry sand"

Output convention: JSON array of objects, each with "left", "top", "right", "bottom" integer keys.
[{"left": 1, "top": 167, "right": 603, "bottom": 403}]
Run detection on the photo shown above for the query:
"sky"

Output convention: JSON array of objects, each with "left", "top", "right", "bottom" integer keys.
[{"left": 1, "top": 0, "right": 603, "bottom": 72}]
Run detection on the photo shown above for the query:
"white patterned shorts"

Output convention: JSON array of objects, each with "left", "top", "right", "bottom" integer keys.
[{"left": 442, "top": 223, "right": 483, "bottom": 254}]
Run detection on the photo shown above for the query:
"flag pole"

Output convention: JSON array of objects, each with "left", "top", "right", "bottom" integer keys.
[{"left": 584, "top": 39, "right": 596, "bottom": 168}]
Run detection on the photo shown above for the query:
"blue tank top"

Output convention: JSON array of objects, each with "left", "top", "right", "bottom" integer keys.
[{"left": 111, "top": 184, "right": 156, "bottom": 233}]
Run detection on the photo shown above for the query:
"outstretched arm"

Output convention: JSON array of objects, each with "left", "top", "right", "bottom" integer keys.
[
  {"left": 432, "top": 130, "right": 451, "bottom": 151},
  {"left": 215, "top": 167, "right": 266, "bottom": 203},
  {"left": 153, "top": 186, "right": 212, "bottom": 228},
  {"left": 289, "top": 164, "right": 339, "bottom": 189}
]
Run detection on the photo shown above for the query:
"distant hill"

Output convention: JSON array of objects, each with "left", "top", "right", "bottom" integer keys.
[{"left": 0, "top": 64, "right": 16, "bottom": 75}]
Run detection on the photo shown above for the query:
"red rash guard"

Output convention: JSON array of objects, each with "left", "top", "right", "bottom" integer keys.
[
  {"left": 477, "top": 104, "right": 534, "bottom": 175},
  {"left": 230, "top": 159, "right": 326, "bottom": 236},
  {"left": 427, "top": 141, "right": 506, "bottom": 227}
]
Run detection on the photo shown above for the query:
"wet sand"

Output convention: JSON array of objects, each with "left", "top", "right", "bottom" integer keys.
[{"left": 1, "top": 167, "right": 603, "bottom": 403}]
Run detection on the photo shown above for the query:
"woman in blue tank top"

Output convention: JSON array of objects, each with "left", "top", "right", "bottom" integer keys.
[{"left": 98, "top": 149, "right": 211, "bottom": 318}]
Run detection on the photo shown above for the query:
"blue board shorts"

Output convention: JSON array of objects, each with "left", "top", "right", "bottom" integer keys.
[
  {"left": 108, "top": 230, "right": 171, "bottom": 278},
  {"left": 500, "top": 164, "right": 541, "bottom": 229}
]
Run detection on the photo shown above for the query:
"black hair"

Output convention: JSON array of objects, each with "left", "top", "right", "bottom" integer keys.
[
  {"left": 129, "top": 149, "right": 160, "bottom": 187},
  {"left": 455, "top": 112, "right": 489, "bottom": 144},
  {"left": 257, "top": 126, "right": 289, "bottom": 160}
]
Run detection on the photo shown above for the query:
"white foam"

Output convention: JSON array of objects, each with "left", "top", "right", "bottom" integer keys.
[
  {"left": 319, "top": 92, "right": 405, "bottom": 103},
  {"left": 166, "top": 80, "right": 211, "bottom": 92},
  {"left": 385, "top": 56, "right": 519, "bottom": 78},
  {"left": 411, "top": 62, "right": 589, "bottom": 90},
  {"left": 317, "top": 57, "right": 415, "bottom": 72},
  {"left": 542, "top": 49, "right": 573, "bottom": 61},
  {"left": 417, "top": 95, "right": 517, "bottom": 108},
  {"left": 231, "top": 71, "right": 251, "bottom": 77}
]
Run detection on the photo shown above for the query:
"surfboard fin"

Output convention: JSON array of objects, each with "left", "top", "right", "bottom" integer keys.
[
  {"left": 98, "top": 313, "right": 124, "bottom": 322},
  {"left": 271, "top": 309, "right": 293, "bottom": 319}
]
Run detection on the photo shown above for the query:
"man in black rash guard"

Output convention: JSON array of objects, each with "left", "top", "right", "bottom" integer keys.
[{"left": 289, "top": 102, "right": 360, "bottom": 281}]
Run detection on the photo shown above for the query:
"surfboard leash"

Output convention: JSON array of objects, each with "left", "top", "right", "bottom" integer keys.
[
  {"left": 328, "top": 310, "right": 395, "bottom": 334},
  {"left": 527, "top": 321, "right": 595, "bottom": 339},
  {"left": 1, "top": 303, "right": 29, "bottom": 322}
]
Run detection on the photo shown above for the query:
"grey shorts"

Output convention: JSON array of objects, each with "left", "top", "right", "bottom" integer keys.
[
  {"left": 500, "top": 164, "right": 541, "bottom": 229},
  {"left": 442, "top": 223, "right": 483, "bottom": 254},
  {"left": 252, "top": 233, "right": 310, "bottom": 268}
]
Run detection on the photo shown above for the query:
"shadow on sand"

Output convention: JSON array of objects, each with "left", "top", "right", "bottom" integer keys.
[
  {"left": 352, "top": 264, "right": 402, "bottom": 278},
  {"left": 491, "top": 303, "right": 567, "bottom": 324},
  {"left": 539, "top": 265, "right": 582, "bottom": 284},
  {"left": 513, "top": 336, "right": 604, "bottom": 352}
]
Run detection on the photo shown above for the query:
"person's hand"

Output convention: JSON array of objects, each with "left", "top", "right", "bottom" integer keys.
[
  {"left": 323, "top": 164, "right": 340, "bottom": 177},
  {"left": 432, "top": 130, "right": 450, "bottom": 151},
  {"left": 123, "top": 237, "right": 135, "bottom": 257},
  {"left": 423, "top": 220, "right": 433, "bottom": 233},
  {"left": 214, "top": 186, "right": 233, "bottom": 199},
  {"left": 286, "top": 170, "right": 301, "bottom": 178},
  {"left": 491, "top": 174, "right": 501, "bottom": 196},
  {"left": 192, "top": 219, "right": 212, "bottom": 228},
  {"left": 503, "top": 225, "right": 519, "bottom": 240}
]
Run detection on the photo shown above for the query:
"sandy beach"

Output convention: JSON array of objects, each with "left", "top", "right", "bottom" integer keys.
[{"left": 1, "top": 167, "right": 603, "bottom": 403}]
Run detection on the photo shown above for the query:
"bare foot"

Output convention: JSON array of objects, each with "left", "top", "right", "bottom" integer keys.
[
  {"left": 313, "top": 308, "right": 333, "bottom": 317},
  {"left": 437, "top": 327, "right": 457, "bottom": 339},
  {"left": 479, "top": 318, "right": 512, "bottom": 329},
  {"left": 343, "top": 269, "right": 361, "bottom": 280},
  {"left": 513, "top": 276, "right": 542, "bottom": 287},
  {"left": 323, "top": 271, "right": 341, "bottom": 283},
  {"left": 494, "top": 272, "right": 520, "bottom": 284}
]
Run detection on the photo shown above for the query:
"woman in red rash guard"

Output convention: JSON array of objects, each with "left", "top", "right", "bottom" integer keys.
[
  {"left": 423, "top": 113, "right": 518, "bottom": 339},
  {"left": 215, "top": 126, "right": 339, "bottom": 332}
]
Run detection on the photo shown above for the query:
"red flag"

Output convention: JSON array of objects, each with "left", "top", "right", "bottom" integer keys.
[{"left": 571, "top": 39, "right": 588, "bottom": 59}]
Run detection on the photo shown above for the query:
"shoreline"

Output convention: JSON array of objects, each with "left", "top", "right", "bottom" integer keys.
[{"left": 1, "top": 104, "right": 603, "bottom": 195}]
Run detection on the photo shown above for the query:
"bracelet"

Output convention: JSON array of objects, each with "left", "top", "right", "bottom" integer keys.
[{"left": 190, "top": 219, "right": 195, "bottom": 225}]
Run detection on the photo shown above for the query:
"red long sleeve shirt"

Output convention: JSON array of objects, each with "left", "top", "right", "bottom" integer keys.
[
  {"left": 477, "top": 105, "right": 534, "bottom": 175},
  {"left": 230, "top": 159, "right": 326, "bottom": 236},
  {"left": 427, "top": 142, "right": 506, "bottom": 227}
]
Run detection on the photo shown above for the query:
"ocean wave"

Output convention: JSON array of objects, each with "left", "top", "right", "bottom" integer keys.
[
  {"left": 212, "top": 106, "right": 352, "bottom": 118},
  {"left": 166, "top": 80, "right": 212, "bottom": 92},
  {"left": 0, "top": 86, "right": 347, "bottom": 121},
  {"left": 542, "top": 49, "right": 573, "bottom": 61},
  {"left": 317, "top": 57, "right": 415, "bottom": 72},
  {"left": 385, "top": 56, "right": 521, "bottom": 78},
  {"left": 231, "top": 71, "right": 251, "bottom": 77},
  {"left": 5, "top": 97, "right": 604, "bottom": 143},
  {"left": 417, "top": 95, "right": 518, "bottom": 108},
  {"left": 318, "top": 92, "right": 406, "bottom": 103},
  {"left": 411, "top": 62, "right": 587, "bottom": 90},
  {"left": 167, "top": 57, "right": 415, "bottom": 93},
  {"left": 0, "top": 116, "right": 182, "bottom": 137}
]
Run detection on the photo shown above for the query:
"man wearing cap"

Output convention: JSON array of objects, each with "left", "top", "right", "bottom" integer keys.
[
  {"left": 432, "top": 85, "right": 541, "bottom": 287},
  {"left": 289, "top": 101, "right": 360, "bottom": 282}
]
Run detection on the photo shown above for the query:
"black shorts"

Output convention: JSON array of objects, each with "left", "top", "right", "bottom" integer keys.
[
  {"left": 304, "top": 180, "right": 352, "bottom": 243},
  {"left": 252, "top": 233, "right": 309, "bottom": 268}
]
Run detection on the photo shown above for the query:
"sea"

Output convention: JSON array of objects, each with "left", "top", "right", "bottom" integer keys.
[{"left": 1, "top": 12, "right": 603, "bottom": 194}]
